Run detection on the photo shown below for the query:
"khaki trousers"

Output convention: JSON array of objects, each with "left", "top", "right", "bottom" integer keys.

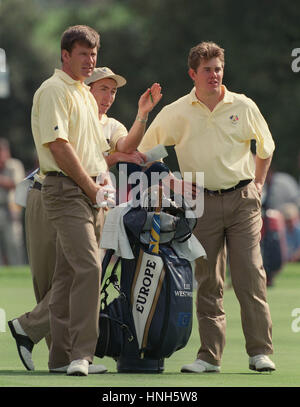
[
  {"left": 193, "top": 181, "right": 273, "bottom": 366},
  {"left": 18, "top": 187, "right": 56, "bottom": 348},
  {"left": 42, "top": 176, "right": 103, "bottom": 369}
]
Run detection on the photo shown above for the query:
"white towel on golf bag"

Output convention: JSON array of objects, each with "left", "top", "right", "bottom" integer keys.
[
  {"left": 100, "top": 202, "right": 206, "bottom": 261},
  {"left": 100, "top": 202, "right": 135, "bottom": 259}
]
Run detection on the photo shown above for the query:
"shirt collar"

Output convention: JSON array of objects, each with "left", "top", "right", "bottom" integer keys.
[
  {"left": 54, "top": 69, "right": 91, "bottom": 90},
  {"left": 99, "top": 114, "right": 108, "bottom": 125},
  {"left": 189, "top": 85, "right": 234, "bottom": 105}
]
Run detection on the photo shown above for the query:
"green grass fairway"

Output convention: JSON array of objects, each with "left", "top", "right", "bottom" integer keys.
[{"left": 0, "top": 263, "right": 300, "bottom": 388}]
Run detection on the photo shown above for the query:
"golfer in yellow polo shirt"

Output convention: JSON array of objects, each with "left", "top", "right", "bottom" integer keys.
[
  {"left": 31, "top": 25, "right": 111, "bottom": 377},
  {"left": 139, "top": 41, "right": 276, "bottom": 373}
]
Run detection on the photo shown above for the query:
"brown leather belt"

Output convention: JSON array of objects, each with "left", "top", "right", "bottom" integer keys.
[{"left": 204, "top": 179, "right": 252, "bottom": 195}]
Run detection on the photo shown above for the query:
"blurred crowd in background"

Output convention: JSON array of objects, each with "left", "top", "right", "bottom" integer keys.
[
  {"left": 260, "top": 161, "right": 300, "bottom": 286},
  {"left": 0, "top": 138, "right": 27, "bottom": 265}
]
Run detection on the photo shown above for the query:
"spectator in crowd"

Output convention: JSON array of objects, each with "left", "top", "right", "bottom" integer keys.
[
  {"left": 260, "top": 207, "right": 288, "bottom": 287},
  {"left": 280, "top": 202, "right": 300, "bottom": 262},
  {"left": 260, "top": 167, "right": 300, "bottom": 285},
  {"left": 262, "top": 167, "right": 300, "bottom": 210},
  {"left": 0, "top": 138, "right": 26, "bottom": 265}
]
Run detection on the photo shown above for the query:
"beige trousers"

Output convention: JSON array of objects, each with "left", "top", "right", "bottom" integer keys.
[
  {"left": 18, "top": 187, "right": 56, "bottom": 348},
  {"left": 42, "top": 176, "right": 103, "bottom": 369},
  {"left": 193, "top": 181, "right": 273, "bottom": 366}
]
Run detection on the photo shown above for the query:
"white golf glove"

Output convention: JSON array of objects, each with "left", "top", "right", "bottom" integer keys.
[{"left": 95, "top": 185, "right": 116, "bottom": 208}]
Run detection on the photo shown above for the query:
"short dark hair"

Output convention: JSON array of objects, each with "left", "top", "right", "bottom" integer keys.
[
  {"left": 61, "top": 25, "right": 100, "bottom": 54},
  {"left": 188, "top": 41, "right": 225, "bottom": 71}
]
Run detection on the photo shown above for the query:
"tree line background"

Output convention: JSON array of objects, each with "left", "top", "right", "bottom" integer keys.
[{"left": 0, "top": 0, "right": 300, "bottom": 178}]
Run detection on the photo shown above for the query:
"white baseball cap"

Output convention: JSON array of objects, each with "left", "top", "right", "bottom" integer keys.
[{"left": 85, "top": 67, "right": 127, "bottom": 88}]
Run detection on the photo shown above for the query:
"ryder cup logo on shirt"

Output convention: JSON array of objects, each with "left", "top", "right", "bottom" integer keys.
[{"left": 229, "top": 114, "right": 239, "bottom": 124}]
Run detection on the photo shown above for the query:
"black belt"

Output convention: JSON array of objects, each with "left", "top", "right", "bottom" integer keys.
[
  {"left": 32, "top": 181, "right": 42, "bottom": 191},
  {"left": 204, "top": 179, "right": 252, "bottom": 195},
  {"left": 46, "top": 171, "right": 97, "bottom": 182},
  {"left": 46, "top": 171, "right": 68, "bottom": 177}
]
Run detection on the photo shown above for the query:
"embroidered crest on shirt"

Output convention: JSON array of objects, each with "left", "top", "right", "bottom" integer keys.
[{"left": 229, "top": 115, "right": 239, "bottom": 124}]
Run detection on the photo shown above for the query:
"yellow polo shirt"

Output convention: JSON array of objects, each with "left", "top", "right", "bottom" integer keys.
[
  {"left": 99, "top": 114, "right": 128, "bottom": 154},
  {"left": 31, "top": 69, "right": 109, "bottom": 177},
  {"left": 138, "top": 86, "right": 275, "bottom": 190}
]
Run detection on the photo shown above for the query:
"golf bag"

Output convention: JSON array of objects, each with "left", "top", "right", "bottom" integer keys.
[{"left": 95, "top": 201, "right": 196, "bottom": 373}]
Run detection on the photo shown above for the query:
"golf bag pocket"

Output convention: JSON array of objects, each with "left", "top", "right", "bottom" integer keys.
[
  {"left": 136, "top": 245, "right": 193, "bottom": 359},
  {"left": 95, "top": 296, "right": 134, "bottom": 360},
  {"left": 155, "top": 246, "right": 193, "bottom": 357}
]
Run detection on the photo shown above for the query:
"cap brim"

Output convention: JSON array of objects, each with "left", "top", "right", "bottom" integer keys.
[
  {"left": 108, "top": 74, "right": 127, "bottom": 88},
  {"left": 85, "top": 73, "right": 127, "bottom": 87}
]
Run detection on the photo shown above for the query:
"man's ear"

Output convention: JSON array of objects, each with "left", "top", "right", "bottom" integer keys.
[
  {"left": 61, "top": 49, "right": 70, "bottom": 63},
  {"left": 188, "top": 68, "right": 196, "bottom": 81}
]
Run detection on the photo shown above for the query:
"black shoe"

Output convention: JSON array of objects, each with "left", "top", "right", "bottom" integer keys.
[{"left": 8, "top": 319, "right": 35, "bottom": 371}]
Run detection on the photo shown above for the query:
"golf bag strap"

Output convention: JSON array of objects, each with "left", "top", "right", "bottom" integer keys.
[
  {"left": 101, "top": 313, "right": 134, "bottom": 342},
  {"left": 101, "top": 249, "right": 117, "bottom": 284},
  {"left": 102, "top": 258, "right": 121, "bottom": 294},
  {"left": 175, "top": 230, "right": 193, "bottom": 243},
  {"left": 101, "top": 251, "right": 122, "bottom": 309}
]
